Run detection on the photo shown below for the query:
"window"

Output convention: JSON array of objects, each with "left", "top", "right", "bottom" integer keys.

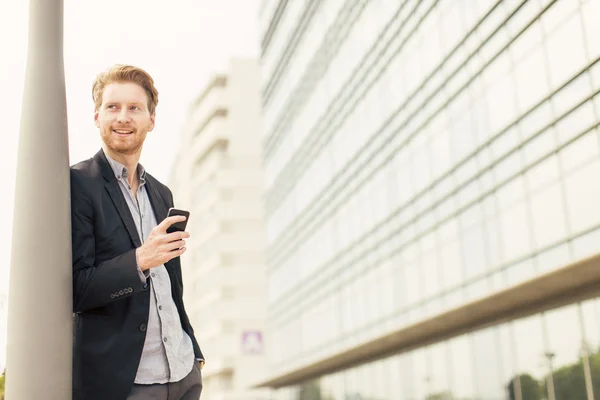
[
  {"left": 529, "top": 181, "right": 568, "bottom": 249},
  {"left": 545, "top": 14, "right": 588, "bottom": 88},
  {"left": 564, "top": 158, "right": 600, "bottom": 234},
  {"left": 499, "top": 201, "right": 532, "bottom": 262}
]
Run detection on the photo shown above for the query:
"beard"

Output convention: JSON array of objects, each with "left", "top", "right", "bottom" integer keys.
[{"left": 100, "top": 126, "right": 147, "bottom": 156}]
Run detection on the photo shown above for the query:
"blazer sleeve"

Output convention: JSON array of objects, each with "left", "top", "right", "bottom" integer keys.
[{"left": 71, "top": 169, "right": 145, "bottom": 313}]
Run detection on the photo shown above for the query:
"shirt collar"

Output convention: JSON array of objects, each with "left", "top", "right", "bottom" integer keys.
[{"left": 104, "top": 152, "right": 146, "bottom": 185}]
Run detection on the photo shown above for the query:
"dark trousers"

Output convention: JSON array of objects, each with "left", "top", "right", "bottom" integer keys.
[{"left": 127, "top": 361, "right": 203, "bottom": 400}]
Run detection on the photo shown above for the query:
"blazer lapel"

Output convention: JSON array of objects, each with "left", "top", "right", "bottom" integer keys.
[
  {"left": 105, "top": 180, "right": 142, "bottom": 248},
  {"left": 145, "top": 177, "right": 168, "bottom": 229},
  {"left": 94, "top": 149, "right": 142, "bottom": 248}
]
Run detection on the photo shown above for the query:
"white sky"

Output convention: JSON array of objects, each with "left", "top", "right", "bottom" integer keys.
[{"left": 0, "top": 0, "right": 260, "bottom": 371}]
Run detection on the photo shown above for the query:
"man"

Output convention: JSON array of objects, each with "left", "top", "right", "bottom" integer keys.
[{"left": 71, "top": 64, "right": 204, "bottom": 400}]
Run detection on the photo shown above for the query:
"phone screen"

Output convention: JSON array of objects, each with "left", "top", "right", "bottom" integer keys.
[{"left": 166, "top": 208, "right": 190, "bottom": 233}]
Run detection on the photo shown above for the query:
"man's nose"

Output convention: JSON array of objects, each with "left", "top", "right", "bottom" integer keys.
[{"left": 117, "top": 110, "right": 131, "bottom": 123}]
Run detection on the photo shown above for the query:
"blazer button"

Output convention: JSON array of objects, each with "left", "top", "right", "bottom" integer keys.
[
  {"left": 110, "top": 294, "right": 116, "bottom": 299},
  {"left": 119, "top": 290, "right": 124, "bottom": 296},
  {"left": 127, "top": 287, "right": 133, "bottom": 293},
  {"left": 139, "top": 324, "right": 147, "bottom": 332}
]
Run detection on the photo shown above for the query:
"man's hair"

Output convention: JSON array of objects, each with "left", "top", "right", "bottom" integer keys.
[{"left": 92, "top": 64, "right": 159, "bottom": 114}]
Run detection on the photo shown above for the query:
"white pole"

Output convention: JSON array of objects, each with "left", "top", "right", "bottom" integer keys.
[{"left": 5, "top": 0, "right": 72, "bottom": 398}]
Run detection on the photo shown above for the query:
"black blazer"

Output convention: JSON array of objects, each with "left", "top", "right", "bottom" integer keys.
[{"left": 71, "top": 149, "right": 203, "bottom": 400}]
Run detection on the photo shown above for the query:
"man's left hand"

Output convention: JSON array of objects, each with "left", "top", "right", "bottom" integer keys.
[{"left": 199, "top": 361, "right": 205, "bottom": 370}]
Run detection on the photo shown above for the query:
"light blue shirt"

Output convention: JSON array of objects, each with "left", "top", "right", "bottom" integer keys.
[{"left": 105, "top": 154, "right": 195, "bottom": 384}]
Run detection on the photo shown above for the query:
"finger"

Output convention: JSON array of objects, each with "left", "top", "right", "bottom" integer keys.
[
  {"left": 165, "top": 239, "right": 186, "bottom": 251},
  {"left": 157, "top": 215, "right": 187, "bottom": 231},
  {"left": 166, "top": 231, "right": 190, "bottom": 240},
  {"left": 171, "top": 246, "right": 186, "bottom": 258}
]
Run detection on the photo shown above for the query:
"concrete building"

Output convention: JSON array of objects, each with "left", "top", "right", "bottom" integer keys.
[
  {"left": 170, "top": 59, "right": 271, "bottom": 400},
  {"left": 257, "top": 0, "right": 600, "bottom": 398}
]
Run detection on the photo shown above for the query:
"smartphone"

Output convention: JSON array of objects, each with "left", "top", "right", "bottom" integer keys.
[{"left": 166, "top": 208, "right": 190, "bottom": 234}]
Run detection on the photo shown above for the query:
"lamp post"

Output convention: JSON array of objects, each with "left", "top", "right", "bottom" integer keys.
[
  {"left": 5, "top": 0, "right": 72, "bottom": 399},
  {"left": 544, "top": 352, "right": 556, "bottom": 400}
]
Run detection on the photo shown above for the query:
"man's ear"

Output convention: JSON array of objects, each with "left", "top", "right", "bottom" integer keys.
[
  {"left": 94, "top": 109, "right": 100, "bottom": 128},
  {"left": 149, "top": 113, "right": 156, "bottom": 132}
]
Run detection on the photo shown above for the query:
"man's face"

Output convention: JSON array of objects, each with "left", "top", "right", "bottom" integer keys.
[{"left": 95, "top": 82, "right": 155, "bottom": 156}]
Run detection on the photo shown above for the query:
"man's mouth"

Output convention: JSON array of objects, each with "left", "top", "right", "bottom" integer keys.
[{"left": 113, "top": 129, "right": 134, "bottom": 135}]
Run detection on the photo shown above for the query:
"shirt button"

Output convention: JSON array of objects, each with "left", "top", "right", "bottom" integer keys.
[
  {"left": 151, "top": 273, "right": 156, "bottom": 278},
  {"left": 139, "top": 324, "right": 147, "bottom": 332},
  {"left": 158, "top": 305, "right": 162, "bottom": 310},
  {"left": 163, "top": 337, "right": 168, "bottom": 343}
]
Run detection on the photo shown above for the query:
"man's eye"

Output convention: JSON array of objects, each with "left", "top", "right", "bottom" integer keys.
[
  {"left": 130, "top": 106, "right": 139, "bottom": 111},
  {"left": 107, "top": 105, "right": 117, "bottom": 109}
]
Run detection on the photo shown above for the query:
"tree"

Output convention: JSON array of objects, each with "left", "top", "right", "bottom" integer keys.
[
  {"left": 507, "top": 374, "right": 542, "bottom": 400},
  {"left": 546, "top": 361, "right": 587, "bottom": 400},
  {"left": 0, "top": 369, "right": 5, "bottom": 400},
  {"left": 298, "top": 381, "right": 322, "bottom": 400},
  {"left": 425, "top": 391, "right": 454, "bottom": 400}
]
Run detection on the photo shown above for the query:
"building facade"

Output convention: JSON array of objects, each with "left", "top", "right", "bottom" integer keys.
[
  {"left": 258, "top": 0, "right": 600, "bottom": 398},
  {"left": 171, "top": 59, "right": 271, "bottom": 400}
]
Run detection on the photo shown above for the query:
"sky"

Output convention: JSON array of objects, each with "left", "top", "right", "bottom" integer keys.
[{"left": 0, "top": 0, "right": 260, "bottom": 372}]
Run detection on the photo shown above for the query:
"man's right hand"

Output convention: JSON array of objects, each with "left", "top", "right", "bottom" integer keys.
[{"left": 136, "top": 215, "right": 190, "bottom": 271}]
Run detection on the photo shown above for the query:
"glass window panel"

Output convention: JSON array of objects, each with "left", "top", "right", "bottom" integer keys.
[
  {"left": 440, "top": 240, "right": 463, "bottom": 290},
  {"left": 404, "top": 263, "right": 421, "bottom": 306},
  {"left": 541, "top": 0, "right": 579, "bottom": 34},
  {"left": 526, "top": 153, "right": 560, "bottom": 193},
  {"left": 522, "top": 128, "right": 556, "bottom": 166},
  {"left": 427, "top": 342, "right": 451, "bottom": 399},
  {"left": 510, "top": 17, "right": 544, "bottom": 63},
  {"left": 543, "top": 305, "right": 588, "bottom": 400},
  {"left": 422, "top": 250, "right": 441, "bottom": 300},
  {"left": 530, "top": 181, "right": 568, "bottom": 249},
  {"left": 581, "top": 0, "right": 600, "bottom": 60},
  {"left": 507, "top": 258, "right": 536, "bottom": 286},
  {"left": 343, "top": 367, "right": 361, "bottom": 399},
  {"left": 494, "top": 151, "right": 523, "bottom": 186},
  {"left": 496, "top": 324, "right": 520, "bottom": 395},
  {"left": 545, "top": 305, "right": 583, "bottom": 367},
  {"left": 500, "top": 201, "right": 533, "bottom": 262},
  {"left": 492, "top": 127, "right": 521, "bottom": 160},
  {"left": 413, "top": 348, "right": 429, "bottom": 400},
  {"left": 485, "top": 214, "right": 504, "bottom": 269},
  {"left": 515, "top": 47, "right": 550, "bottom": 112},
  {"left": 572, "top": 227, "right": 600, "bottom": 262},
  {"left": 449, "top": 335, "right": 477, "bottom": 398},
  {"left": 472, "top": 327, "right": 506, "bottom": 398},
  {"left": 552, "top": 70, "right": 593, "bottom": 119},
  {"left": 513, "top": 315, "right": 546, "bottom": 383},
  {"left": 580, "top": 298, "right": 600, "bottom": 357},
  {"left": 564, "top": 159, "right": 600, "bottom": 234},
  {"left": 397, "top": 353, "right": 417, "bottom": 399},
  {"left": 545, "top": 14, "right": 588, "bottom": 88},
  {"left": 497, "top": 175, "right": 527, "bottom": 210},
  {"left": 520, "top": 100, "right": 554, "bottom": 143},
  {"left": 387, "top": 356, "right": 403, "bottom": 399},
  {"left": 559, "top": 120, "right": 600, "bottom": 174},
  {"left": 379, "top": 261, "right": 395, "bottom": 317},
  {"left": 536, "top": 242, "right": 571, "bottom": 275},
  {"left": 487, "top": 72, "right": 519, "bottom": 134},
  {"left": 460, "top": 223, "right": 487, "bottom": 280},
  {"left": 431, "top": 129, "right": 452, "bottom": 179}
]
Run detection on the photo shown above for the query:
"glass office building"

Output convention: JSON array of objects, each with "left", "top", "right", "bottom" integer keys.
[{"left": 257, "top": 0, "right": 600, "bottom": 398}]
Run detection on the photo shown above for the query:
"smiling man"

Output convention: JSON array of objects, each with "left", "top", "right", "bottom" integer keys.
[{"left": 70, "top": 65, "right": 204, "bottom": 400}]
